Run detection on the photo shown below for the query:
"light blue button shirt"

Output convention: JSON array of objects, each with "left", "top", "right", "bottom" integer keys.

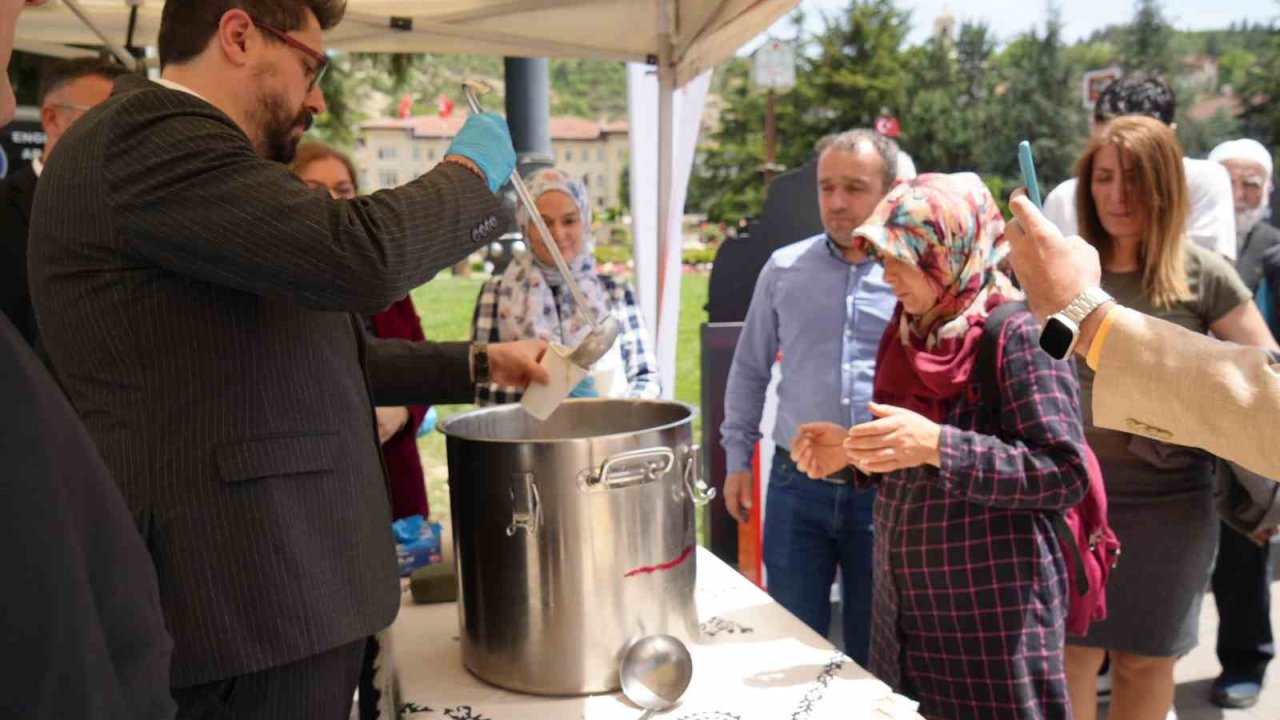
[{"left": 721, "top": 235, "right": 897, "bottom": 474}]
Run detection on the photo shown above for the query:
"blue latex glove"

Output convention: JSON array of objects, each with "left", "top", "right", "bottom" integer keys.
[
  {"left": 445, "top": 112, "right": 516, "bottom": 193},
  {"left": 568, "top": 375, "right": 599, "bottom": 399}
]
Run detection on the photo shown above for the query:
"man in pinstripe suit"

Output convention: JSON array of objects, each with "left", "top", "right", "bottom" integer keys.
[{"left": 27, "top": 1, "right": 545, "bottom": 716}]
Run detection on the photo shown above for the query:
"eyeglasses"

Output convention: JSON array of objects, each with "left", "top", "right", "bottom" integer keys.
[
  {"left": 48, "top": 102, "right": 93, "bottom": 113},
  {"left": 253, "top": 20, "right": 329, "bottom": 92}
]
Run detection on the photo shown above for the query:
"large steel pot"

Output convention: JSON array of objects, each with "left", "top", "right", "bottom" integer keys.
[{"left": 440, "top": 399, "right": 715, "bottom": 695}]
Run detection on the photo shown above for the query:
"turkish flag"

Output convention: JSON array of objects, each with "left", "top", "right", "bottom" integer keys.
[
  {"left": 437, "top": 95, "right": 455, "bottom": 119},
  {"left": 874, "top": 115, "right": 901, "bottom": 137},
  {"left": 398, "top": 94, "right": 412, "bottom": 120}
]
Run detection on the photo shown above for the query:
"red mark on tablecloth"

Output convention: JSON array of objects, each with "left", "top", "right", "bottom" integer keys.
[{"left": 623, "top": 544, "right": 694, "bottom": 578}]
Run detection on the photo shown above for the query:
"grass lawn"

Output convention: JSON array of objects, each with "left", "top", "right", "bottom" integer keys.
[{"left": 409, "top": 271, "right": 709, "bottom": 522}]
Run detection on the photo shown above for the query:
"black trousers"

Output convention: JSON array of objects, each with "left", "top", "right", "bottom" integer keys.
[
  {"left": 1211, "top": 522, "right": 1275, "bottom": 680},
  {"left": 172, "top": 638, "right": 367, "bottom": 720}
]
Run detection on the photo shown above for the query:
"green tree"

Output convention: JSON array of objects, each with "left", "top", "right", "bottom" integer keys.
[
  {"left": 984, "top": 8, "right": 1085, "bottom": 189},
  {"left": 1121, "top": 0, "right": 1175, "bottom": 76}
]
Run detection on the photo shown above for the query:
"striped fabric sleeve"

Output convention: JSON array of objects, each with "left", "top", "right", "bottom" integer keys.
[{"left": 935, "top": 312, "right": 1090, "bottom": 511}]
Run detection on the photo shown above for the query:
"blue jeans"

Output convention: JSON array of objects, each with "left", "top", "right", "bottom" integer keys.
[{"left": 762, "top": 452, "right": 875, "bottom": 666}]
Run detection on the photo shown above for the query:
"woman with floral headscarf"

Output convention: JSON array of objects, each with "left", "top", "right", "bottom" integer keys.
[
  {"left": 792, "top": 174, "right": 1091, "bottom": 720},
  {"left": 471, "top": 167, "right": 660, "bottom": 403}
]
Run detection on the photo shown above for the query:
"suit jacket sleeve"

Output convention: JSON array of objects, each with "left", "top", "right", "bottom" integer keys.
[
  {"left": 366, "top": 337, "right": 474, "bottom": 406},
  {"left": 1092, "top": 307, "right": 1280, "bottom": 478},
  {"left": 104, "top": 88, "right": 503, "bottom": 314}
]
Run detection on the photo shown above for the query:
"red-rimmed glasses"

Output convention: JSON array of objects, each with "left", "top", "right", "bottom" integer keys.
[{"left": 253, "top": 20, "right": 329, "bottom": 92}]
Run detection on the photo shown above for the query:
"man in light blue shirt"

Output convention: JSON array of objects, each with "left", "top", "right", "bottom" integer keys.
[{"left": 721, "top": 130, "right": 899, "bottom": 664}]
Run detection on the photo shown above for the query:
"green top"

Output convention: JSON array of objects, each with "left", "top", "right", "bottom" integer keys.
[{"left": 1079, "top": 242, "right": 1251, "bottom": 463}]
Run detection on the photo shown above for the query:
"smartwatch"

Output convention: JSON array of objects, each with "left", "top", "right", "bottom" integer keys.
[
  {"left": 1038, "top": 287, "right": 1113, "bottom": 360},
  {"left": 472, "top": 343, "right": 491, "bottom": 385}
]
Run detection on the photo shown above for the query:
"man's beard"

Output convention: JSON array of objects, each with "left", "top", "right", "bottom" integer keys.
[
  {"left": 1236, "top": 204, "right": 1269, "bottom": 240},
  {"left": 253, "top": 89, "right": 312, "bottom": 163}
]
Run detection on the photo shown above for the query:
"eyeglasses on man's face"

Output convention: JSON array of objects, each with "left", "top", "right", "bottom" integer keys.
[{"left": 253, "top": 19, "right": 329, "bottom": 93}]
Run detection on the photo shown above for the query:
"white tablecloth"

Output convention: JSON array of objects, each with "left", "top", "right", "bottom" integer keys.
[{"left": 384, "top": 548, "right": 920, "bottom": 719}]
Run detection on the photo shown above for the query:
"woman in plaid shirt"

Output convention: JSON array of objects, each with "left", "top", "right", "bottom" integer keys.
[
  {"left": 471, "top": 167, "right": 660, "bottom": 404},
  {"left": 794, "top": 174, "right": 1092, "bottom": 720}
]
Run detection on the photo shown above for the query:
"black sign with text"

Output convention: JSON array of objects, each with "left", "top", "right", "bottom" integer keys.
[{"left": 1, "top": 113, "right": 45, "bottom": 179}]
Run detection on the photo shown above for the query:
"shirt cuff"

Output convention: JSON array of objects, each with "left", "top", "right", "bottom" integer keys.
[
  {"left": 1085, "top": 305, "right": 1120, "bottom": 371},
  {"left": 724, "top": 445, "right": 754, "bottom": 475}
]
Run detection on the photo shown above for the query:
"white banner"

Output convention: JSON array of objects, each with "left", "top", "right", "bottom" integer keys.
[{"left": 627, "top": 64, "right": 712, "bottom": 399}]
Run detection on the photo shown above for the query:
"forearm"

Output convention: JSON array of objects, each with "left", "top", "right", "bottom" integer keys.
[{"left": 367, "top": 338, "right": 474, "bottom": 406}]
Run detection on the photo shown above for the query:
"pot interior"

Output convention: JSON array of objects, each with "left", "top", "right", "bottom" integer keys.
[{"left": 440, "top": 399, "right": 694, "bottom": 443}]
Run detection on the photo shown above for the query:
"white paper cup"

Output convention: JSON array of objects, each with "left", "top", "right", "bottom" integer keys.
[{"left": 520, "top": 343, "right": 588, "bottom": 421}]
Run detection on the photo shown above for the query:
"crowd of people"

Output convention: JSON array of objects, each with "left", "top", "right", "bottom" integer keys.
[
  {"left": 2, "top": 1, "right": 1280, "bottom": 719},
  {"left": 720, "top": 78, "right": 1280, "bottom": 720}
]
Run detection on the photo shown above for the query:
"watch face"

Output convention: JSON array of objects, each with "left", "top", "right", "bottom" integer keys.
[{"left": 1039, "top": 317, "right": 1078, "bottom": 360}]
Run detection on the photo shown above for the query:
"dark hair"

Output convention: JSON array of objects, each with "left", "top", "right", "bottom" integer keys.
[
  {"left": 814, "top": 129, "right": 900, "bottom": 190},
  {"left": 290, "top": 142, "right": 358, "bottom": 192},
  {"left": 37, "top": 57, "right": 130, "bottom": 105},
  {"left": 158, "top": 0, "right": 347, "bottom": 68},
  {"left": 1093, "top": 76, "right": 1176, "bottom": 126}
]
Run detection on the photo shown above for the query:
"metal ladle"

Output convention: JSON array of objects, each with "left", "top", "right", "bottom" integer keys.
[
  {"left": 462, "top": 79, "right": 620, "bottom": 370},
  {"left": 619, "top": 634, "right": 694, "bottom": 719}
]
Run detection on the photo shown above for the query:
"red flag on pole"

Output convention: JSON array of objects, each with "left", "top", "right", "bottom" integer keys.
[
  {"left": 874, "top": 115, "right": 901, "bottom": 137},
  {"left": 437, "top": 94, "right": 455, "bottom": 119},
  {"left": 398, "top": 94, "right": 412, "bottom": 120}
]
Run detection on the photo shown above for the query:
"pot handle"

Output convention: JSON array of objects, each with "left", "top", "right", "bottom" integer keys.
[
  {"left": 683, "top": 444, "right": 717, "bottom": 506},
  {"left": 506, "top": 472, "right": 541, "bottom": 537},
  {"left": 587, "top": 448, "right": 675, "bottom": 489}
]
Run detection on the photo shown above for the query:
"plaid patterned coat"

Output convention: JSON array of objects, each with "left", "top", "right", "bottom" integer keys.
[
  {"left": 471, "top": 272, "right": 660, "bottom": 404},
  {"left": 870, "top": 311, "right": 1090, "bottom": 720}
]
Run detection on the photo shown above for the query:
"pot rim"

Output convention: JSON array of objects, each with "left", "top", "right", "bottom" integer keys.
[{"left": 437, "top": 398, "right": 699, "bottom": 445}]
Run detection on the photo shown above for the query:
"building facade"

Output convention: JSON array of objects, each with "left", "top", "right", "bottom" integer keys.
[{"left": 354, "top": 114, "right": 629, "bottom": 210}]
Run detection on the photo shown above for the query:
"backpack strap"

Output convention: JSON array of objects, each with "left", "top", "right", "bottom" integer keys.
[
  {"left": 976, "top": 300, "right": 1027, "bottom": 413},
  {"left": 977, "top": 301, "right": 1092, "bottom": 597}
]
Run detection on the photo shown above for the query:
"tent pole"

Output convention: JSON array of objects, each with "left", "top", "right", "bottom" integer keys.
[{"left": 60, "top": 0, "right": 137, "bottom": 69}]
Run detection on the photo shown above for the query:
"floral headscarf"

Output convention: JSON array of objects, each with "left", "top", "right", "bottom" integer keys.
[
  {"left": 854, "top": 172, "right": 1020, "bottom": 349},
  {"left": 853, "top": 173, "right": 1023, "bottom": 421},
  {"left": 498, "top": 167, "right": 611, "bottom": 350}
]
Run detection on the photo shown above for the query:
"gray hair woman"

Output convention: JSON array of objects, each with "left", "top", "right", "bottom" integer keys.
[{"left": 471, "top": 167, "right": 660, "bottom": 403}]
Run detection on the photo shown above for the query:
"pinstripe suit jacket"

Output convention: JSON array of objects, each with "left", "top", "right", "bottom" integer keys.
[{"left": 27, "top": 75, "right": 502, "bottom": 686}]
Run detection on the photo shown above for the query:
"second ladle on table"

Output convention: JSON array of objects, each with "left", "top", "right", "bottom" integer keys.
[
  {"left": 462, "top": 79, "right": 620, "bottom": 370},
  {"left": 619, "top": 634, "right": 694, "bottom": 719}
]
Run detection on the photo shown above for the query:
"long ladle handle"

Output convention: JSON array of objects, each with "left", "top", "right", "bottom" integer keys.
[{"left": 462, "top": 84, "right": 602, "bottom": 331}]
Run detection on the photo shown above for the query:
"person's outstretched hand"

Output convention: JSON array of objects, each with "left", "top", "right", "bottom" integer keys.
[{"left": 445, "top": 112, "right": 516, "bottom": 193}]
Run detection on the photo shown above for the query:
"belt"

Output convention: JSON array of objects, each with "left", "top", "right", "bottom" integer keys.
[{"left": 776, "top": 447, "right": 853, "bottom": 485}]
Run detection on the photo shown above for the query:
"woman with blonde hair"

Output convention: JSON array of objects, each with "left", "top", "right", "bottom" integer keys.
[{"left": 1064, "top": 116, "right": 1279, "bottom": 720}]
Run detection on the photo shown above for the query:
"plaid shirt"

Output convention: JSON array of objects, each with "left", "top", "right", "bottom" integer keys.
[
  {"left": 870, "top": 311, "right": 1089, "bottom": 720},
  {"left": 471, "top": 272, "right": 661, "bottom": 405}
]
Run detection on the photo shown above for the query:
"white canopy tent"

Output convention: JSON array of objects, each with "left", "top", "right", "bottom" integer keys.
[{"left": 15, "top": 0, "right": 799, "bottom": 396}]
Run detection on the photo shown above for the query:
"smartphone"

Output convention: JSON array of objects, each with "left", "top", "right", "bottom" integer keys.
[{"left": 1018, "top": 140, "right": 1042, "bottom": 209}]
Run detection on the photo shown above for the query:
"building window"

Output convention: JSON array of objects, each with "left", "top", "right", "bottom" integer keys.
[
  {"left": 428, "top": 148, "right": 437, "bottom": 160},
  {"left": 378, "top": 147, "right": 397, "bottom": 160},
  {"left": 582, "top": 174, "right": 590, "bottom": 187},
  {"left": 378, "top": 170, "right": 398, "bottom": 187},
  {"left": 413, "top": 147, "right": 420, "bottom": 161},
  {"left": 566, "top": 149, "right": 573, "bottom": 162},
  {"left": 597, "top": 196, "right": 606, "bottom": 208},
  {"left": 617, "top": 149, "right": 625, "bottom": 161},
  {"left": 597, "top": 174, "right": 605, "bottom": 188},
  {"left": 597, "top": 148, "right": 604, "bottom": 161}
]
